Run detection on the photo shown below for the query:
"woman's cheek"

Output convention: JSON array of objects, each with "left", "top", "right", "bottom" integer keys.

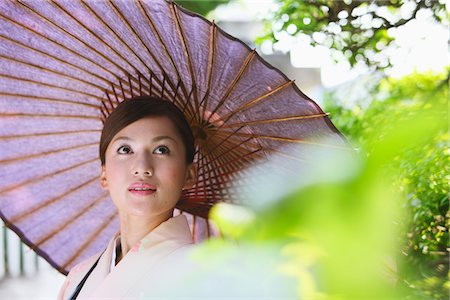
[{"left": 166, "top": 166, "right": 185, "bottom": 189}]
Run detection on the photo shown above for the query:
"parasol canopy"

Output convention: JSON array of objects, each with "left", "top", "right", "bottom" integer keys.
[{"left": 0, "top": 0, "right": 347, "bottom": 274}]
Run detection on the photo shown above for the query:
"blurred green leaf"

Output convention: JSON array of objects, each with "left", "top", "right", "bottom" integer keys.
[
  {"left": 174, "top": 0, "right": 229, "bottom": 16},
  {"left": 323, "top": 69, "right": 449, "bottom": 299},
  {"left": 201, "top": 70, "right": 448, "bottom": 299}
]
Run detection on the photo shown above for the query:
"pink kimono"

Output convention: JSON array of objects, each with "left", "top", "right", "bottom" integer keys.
[{"left": 58, "top": 215, "right": 196, "bottom": 299}]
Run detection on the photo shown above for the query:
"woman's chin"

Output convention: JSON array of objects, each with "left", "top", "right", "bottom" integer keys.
[
  {"left": 118, "top": 204, "right": 173, "bottom": 221},
  {"left": 112, "top": 194, "right": 177, "bottom": 222}
]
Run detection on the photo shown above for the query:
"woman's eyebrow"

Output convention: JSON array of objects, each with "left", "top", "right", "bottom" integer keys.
[
  {"left": 111, "top": 136, "right": 132, "bottom": 144},
  {"left": 111, "top": 135, "right": 177, "bottom": 144},
  {"left": 153, "top": 136, "right": 178, "bottom": 143}
]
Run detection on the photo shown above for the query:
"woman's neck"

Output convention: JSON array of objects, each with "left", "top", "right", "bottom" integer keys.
[{"left": 117, "top": 211, "right": 173, "bottom": 260}]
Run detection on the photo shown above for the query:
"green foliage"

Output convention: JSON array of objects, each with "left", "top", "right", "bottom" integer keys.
[
  {"left": 174, "top": 0, "right": 229, "bottom": 16},
  {"left": 193, "top": 70, "right": 448, "bottom": 299},
  {"left": 257, "top": 0, "right": 449, "bottom": 69},
  {"left": 323, "top": 70, "right": 449, "bottom": 299},
  {"left": 203, "top": 92, "right": 446, "bottom": 299}
]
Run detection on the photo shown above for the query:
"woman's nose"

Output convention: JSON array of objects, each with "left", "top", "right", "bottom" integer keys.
[
  {"left": 134, "top": 169, "right": 152, "bottom": 176},
  {"left": 133, "top": 154, "right": 153, "bottom": 176}
]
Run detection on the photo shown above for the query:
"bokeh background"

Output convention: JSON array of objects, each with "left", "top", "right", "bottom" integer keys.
[{"left": 1, "top": 1, "right": 447, "bottom": 299}]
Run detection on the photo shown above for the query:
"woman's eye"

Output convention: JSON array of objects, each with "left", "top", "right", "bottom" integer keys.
[
  {"left": 117, "top": 145, "right": 132, "bottom": 154},
  {"left": 153, "top": 145, "right": 170, "bottom": 155}
]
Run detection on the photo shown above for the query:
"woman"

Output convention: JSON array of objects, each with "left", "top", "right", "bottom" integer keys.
[{"left": 58, "top": 95, "right": 198, "bottom": 299}]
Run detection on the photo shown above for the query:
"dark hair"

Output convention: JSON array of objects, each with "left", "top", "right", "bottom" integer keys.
[{"left": 99, "top": 96, "right": 195, "bottom": 165}]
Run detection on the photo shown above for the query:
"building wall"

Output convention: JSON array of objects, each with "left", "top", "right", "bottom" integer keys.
[{"left": 0, "top": 222, "right": 65, "bottom": 298}]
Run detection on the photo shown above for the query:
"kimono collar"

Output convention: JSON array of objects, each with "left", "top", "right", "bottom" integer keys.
[
  {"left": 71, "top": 214, "right": 195, "bottom": 299},
  {"left": 112, "top": 214, "right": 193, "bottom": 264}
]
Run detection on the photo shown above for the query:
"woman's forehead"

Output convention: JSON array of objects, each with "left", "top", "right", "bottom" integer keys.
[{"left": 111, "top": 116, "right": 182, "bottom": 142}]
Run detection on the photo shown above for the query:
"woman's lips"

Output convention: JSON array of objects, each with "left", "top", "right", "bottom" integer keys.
[{"left": 128, "top": 182, "right": 156, "bottom": 196}]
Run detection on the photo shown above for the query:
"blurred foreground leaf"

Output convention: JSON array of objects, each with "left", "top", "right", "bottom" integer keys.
[
  {"left": 324, "top": 70, "right": 449, "bottom": 299},
  {"left": 196, "top": 74, "right": 447, "bottom": 299}
]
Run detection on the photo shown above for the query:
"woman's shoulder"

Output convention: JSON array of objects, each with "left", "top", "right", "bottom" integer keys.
[
  {"left": 58, "top": 251, "right": 103, "bottom": 300},
  {"left": 67, "top": 251, "right": 103, "bottom": 278}
]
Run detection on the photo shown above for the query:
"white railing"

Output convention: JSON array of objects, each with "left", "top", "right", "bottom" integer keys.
[
  {"left": 0, "top": 220, "right": 42, "bottom": 279},
  {"left": 0, "top": 220, "right": 65, "bottom": 298}
]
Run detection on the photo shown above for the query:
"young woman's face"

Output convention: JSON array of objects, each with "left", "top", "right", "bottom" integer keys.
[{"left": 100, "top": 116, "right": 196, "bottom": 221}]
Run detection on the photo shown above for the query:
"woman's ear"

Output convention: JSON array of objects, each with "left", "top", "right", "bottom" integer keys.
[
  {"left": 100, "top": 165, "right": 108, "bottom": 190},
  {"left": 183, "top": 163, "right": 197, "bottom": 189}
]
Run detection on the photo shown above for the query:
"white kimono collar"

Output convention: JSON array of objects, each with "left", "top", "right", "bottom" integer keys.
[{"left": 109, "top": 214, "right": 193, "bottom": 271}]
